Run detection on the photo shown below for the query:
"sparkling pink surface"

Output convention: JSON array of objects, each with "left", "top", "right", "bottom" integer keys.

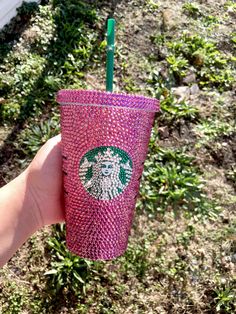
[
  {"left": 58, "top": 90, "right": 159, "bottom": 260},
  {"left": 57, "top": 89, "right": 159, "bottom": 112}
]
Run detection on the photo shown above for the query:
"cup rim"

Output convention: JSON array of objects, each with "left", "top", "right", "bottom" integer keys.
[{"left": 56, "top": 89, "right": 160, "bottom": 112}]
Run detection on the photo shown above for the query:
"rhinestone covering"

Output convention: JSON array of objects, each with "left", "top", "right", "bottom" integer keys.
[
  {"left": 58, "top": 89, "right": 159, "bottom": 260},
  {"left": 57, "top": 89, "right": 158, "bottom": 112}
]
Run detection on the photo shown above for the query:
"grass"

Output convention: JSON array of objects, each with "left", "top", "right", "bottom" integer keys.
[
  {"left": 0, "top": 0, "right": 100, "bottom": 123},
  {"left": 0, "top": 0, "right": 236, "bottom": 313},
  {"left": 45, "top": 224, "right": 90, "bottom": 295},
  {"left": 194, "top": 118, "right": 236, "bottom": 146},
  {"left": 18, "top": 114, "right": 60, "bottom": 157},
  {"left": 150, "top": 32, "right": 235, "bottom": 91},
  {"left": 138, "top": 131, "right": 218, "bottom": 217},
  {"left": 183, "top": 2, "right": 201, "bottom": 18}
]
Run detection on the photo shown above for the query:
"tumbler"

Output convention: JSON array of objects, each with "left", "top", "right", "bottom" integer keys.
[{"left": 57, "top": 89, "right": 159, "bottom": 260}]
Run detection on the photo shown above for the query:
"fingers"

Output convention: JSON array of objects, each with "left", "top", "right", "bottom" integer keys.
[{"left": 47, "top": 134, "right": 61, "bottom": 146}]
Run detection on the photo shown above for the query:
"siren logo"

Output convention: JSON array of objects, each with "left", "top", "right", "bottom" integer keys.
[{"left": 79, "top": 146, "right": 133, "bottom": 200}]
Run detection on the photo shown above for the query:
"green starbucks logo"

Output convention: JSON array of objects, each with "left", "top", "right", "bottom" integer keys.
[{"left": 79, "top": 146, "right": 133, "bottom": 200}]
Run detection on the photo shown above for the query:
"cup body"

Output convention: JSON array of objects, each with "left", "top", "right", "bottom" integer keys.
[{"left": 57, "top": 90, "right": 159, "bottom": 260}]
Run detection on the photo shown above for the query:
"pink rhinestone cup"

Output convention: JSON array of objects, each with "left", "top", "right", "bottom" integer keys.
[{"left": 57, "top": 90, "right": 159, "bottom": 260}]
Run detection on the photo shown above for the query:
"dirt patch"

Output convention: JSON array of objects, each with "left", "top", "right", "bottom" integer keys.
[
  {"left": 203, "top": 165, "right": 235, "bottom": 201},
  {"left": 0, "top": 126, "right": 13, "bottom": 147},
  {"left": 207, "top": 134, "right": 236, "bottom": 169},
  {"left": 0, "top": 126, "right": 19, "bottom": 186}
]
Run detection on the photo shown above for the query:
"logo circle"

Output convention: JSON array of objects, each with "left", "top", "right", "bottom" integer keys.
[{"left": 79, "top": 146, "right": 133, "bottom": 200}]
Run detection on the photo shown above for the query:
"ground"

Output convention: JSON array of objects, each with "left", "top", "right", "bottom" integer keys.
[{"left": 0, "top": 0, "right": 235, "bottom": 313}]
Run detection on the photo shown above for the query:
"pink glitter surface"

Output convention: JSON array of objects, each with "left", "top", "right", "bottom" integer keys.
[{"left": 58, "top": 90, "right": 159, "bottom": 260}]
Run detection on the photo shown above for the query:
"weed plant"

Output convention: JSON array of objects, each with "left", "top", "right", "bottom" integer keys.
[
  {"left": 45, "top": 224, "right": 90, "bottom": 295},
  {"left": 150, "top": 33, "right": 235, "bottom": 92},
  {"left": 182, "top": 2, "right": 201, "bottom": 18},
  {"left": 194, "top": 118, "right": 236, "bottom": 146},
  {"left": 214, "top": 287, "right": 236, "bottom": 313},
  {"left": 18, "top": 113, "right": 60, "bottom": 158},
  {"left": 138, "top": 127, "right": 218, "bottom": 217}
]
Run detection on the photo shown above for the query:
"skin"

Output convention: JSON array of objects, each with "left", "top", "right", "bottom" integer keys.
[{"left": 0, "top": 135, "right": 64, "bottom": 267}]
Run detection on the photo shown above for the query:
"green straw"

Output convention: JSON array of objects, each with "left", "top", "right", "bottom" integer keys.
[{"left": 106, "top": 18, "right": 116, "bottom": 92}]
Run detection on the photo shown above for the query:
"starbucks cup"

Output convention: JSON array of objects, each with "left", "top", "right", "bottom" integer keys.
[{"left": 57, "top": 90, "right": 159, "bottom": 260}]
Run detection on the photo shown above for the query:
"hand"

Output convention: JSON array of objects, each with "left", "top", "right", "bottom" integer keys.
[
  {"left": 0, "top": 135, "right": 64, "bottom": 266},
  {"left": 26, "top": 134, "right": 65, "bottom": 227}
]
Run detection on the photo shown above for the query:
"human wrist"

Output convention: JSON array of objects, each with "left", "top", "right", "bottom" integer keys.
[
  {"left": 1, "top": 169, "right": 42, "bottom": 231},
  {"left": 23, "top": 167, "right": 44, "bottom": 230},
  {"left": 0, "top": 169, "right": 43, "bottom": 266}
]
